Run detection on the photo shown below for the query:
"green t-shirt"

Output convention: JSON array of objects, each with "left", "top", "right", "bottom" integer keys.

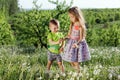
[{"left": 47, "top": 32, "right": 64, "bottom": 54}]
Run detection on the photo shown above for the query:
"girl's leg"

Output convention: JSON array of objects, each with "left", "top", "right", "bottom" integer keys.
[
  {"left": 70, "top": 62, "right": 75, "bottom": 68},
  {"left": 73, "top": 62, "right": 80, "bottom": 73},
  {"left": 46, "top": 60, "right": 53, "bottom": 71},
  {"left": 57, "top": 62, "right": 64, "bottom": 72}
]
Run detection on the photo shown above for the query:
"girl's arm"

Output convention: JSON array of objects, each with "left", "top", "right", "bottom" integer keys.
[
  {"left": 76, "top": 22, "right": 85, "bottom": 44},
  {"left": 77, "top": 27, "right": 83, "bottom": 44},
  {"left": 67, "top": 24, "right": 72, "bottom": 38}
]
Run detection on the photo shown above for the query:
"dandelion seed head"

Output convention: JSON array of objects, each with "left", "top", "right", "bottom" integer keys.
[
  {"left": 22, "top": 62, "right": 27, "bottom": 66},
  {"left": 55, "top": 73, "right": 60, "bottom": 78},
  {"left": 108, "top": 73, "right": 113, "bottom": 79},
  {"left": 118, "top": 75, "right": 120, "bottom": 80},
  {"left": 72, "top": 72, "right": 78, "bottom": 77},
  {"left": 78, "top": 72, "right": 83, "bottom": 77},
  {"left": 62, "top": 73, "right": 66, "bottom": 77},
  {"left": 70, "top": 78, "right": 74, "bottom": 80},
  {"left": 36, "top": 76, "right": 42, "bottom": 80},
  {"left": 68, "top": 71, "right": 73, "bottom": 75},
  {"left": 93, "top": 69, "right": 101, "bottom": 75},
  {"left": 90, "top": 78, "right": 94, "bottom": 80}
]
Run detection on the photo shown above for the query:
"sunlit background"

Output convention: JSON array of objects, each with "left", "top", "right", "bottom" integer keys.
[{"left": 19, "top": 0, "right": 120, "bottom": 9}]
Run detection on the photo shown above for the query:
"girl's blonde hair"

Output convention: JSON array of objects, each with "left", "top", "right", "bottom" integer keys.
[{"left": 68, "top": 7, "right": 86, "bottom": 38}]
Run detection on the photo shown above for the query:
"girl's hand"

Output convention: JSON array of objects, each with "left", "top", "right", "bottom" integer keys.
[
  {"left": 72, "top": 43, "right": 78, "bottom": 48},
  {"left": 65, "top": 35, "right": 70, "bottom": 39}
]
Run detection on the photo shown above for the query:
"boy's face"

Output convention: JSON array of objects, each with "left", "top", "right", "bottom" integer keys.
[{"left": 49, "top": 23, "right": 58, "bottom": 32}]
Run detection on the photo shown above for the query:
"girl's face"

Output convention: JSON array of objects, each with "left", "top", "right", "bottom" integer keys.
[
  {"left": 68, "top": 13, "right": 76, "bottom": 23},
  {"left": 49, "top": 23, "right": 58, "bottom": 32}
]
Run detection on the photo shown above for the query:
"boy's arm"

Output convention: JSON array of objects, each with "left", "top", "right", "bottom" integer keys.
[
  {"left": 59, "top": 39, "right": 65, "bottom": 52},
  {"left": 47, "top": 33, "right": 61, "bottom": 45},
  {"left": 48, "top": 39, "right": 60, "bottom": 45},
  {"left": 60, "top": 39, "right": 65, "bottom": 48}
]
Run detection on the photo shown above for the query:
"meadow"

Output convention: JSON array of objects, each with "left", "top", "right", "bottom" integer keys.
[
  {"left": 0, "top": 0, "right": 120, "bottom": 80},
  {"left": 0, "top": 46, "right": 120, "bottom": 80}
]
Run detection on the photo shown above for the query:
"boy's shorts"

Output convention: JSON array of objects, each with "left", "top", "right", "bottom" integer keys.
[{"left": 48, "top": 51, "right": 62, "bottom": 62}]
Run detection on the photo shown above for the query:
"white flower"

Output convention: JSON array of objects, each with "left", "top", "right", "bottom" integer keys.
[
  {"left": 93, "top": 69, "right": 101, "bottom": 75},
  {"left": 99, "top": 64, "right": 103, "bottom": 68},
  {"left": 90, "top": 48, "right": 95, "bottom": 52},
  {"left": 80, "top": 66, "right": 83, "bottom": 71},
  {"left": 49, "top": 72, "right": 53, "bottom": 78},
  {"left": 83, "top": 68, "right": 87, "bottom": 73},
  {"left": 93, "top": 70, "right": 97, "bottom": 75},
  {"left": 39, "top": 77, "right": 42, "bottom": 80},
  {"left": 108, "top": 73, "right": 113, "bottom": 79},
  {"left": 72, "top": 72, "right": 78, "bottom": 77},
  {"left": 55, "top": 73, "right": 60, "bottom": 78},
  {"left": 70, "top": 78, "right": 74, "bottom": 80},
  {"left": 108, "top": 69, "right": 114, "bottom": 73},
  {"left": 22, "top": 62, "right": 27, "bottom": 66},
  {"left": 45, "top": 69, "right": 50, "bottom": 73},
  {"left": 118, "top": 75, "right": 120, "bottom": 80},
  {"left": 36, "top": 76, "right": 42, "bottom": 80},
  {"left": 94, "top": 65, "right": 99, "bottom": 69},
  {"left": 27, "top": 55, "right": 30, "bottom": 58},
  {"left": 86, "top": 72, "right": 89, "bottom": 78},
  {"left": 68, "top": 71, "right": 73, "bottom": 75},
  {"left": 90, "top": 78, "right": 94, "bottom": 80},
  {"left": 78, "top": 72, "right": 83, "bottom": 77},
  {"left": 61, "top": 73, "right": 66, "bottom": 77},
  {"left": 77, "top": 77, "right": 80, "bottom": 80}
]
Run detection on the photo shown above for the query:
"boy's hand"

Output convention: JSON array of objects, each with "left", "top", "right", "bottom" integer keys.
[
  {"left": 61, "top": 35, "right": 70, "bottom": 41},
  {"left": 56, "top": 39, "right": 62, "bottom": 44},
  {"left": 59, "top": 38, "right": 64, "bottom": 43},
  {"left": 65, "top": 35, "right": 70, "bottom": 39},
  {"left": 59, "top": 47, "right": 64, "bottom": 53}
]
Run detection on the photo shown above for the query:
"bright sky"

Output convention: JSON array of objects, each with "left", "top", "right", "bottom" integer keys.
[{"left": 18, "top": 0, "right": 120, "bottom": 9}]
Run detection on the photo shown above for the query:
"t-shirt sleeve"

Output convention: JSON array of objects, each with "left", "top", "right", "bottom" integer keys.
[
  {"left": 47, "top": 33, "right": 52, "bottom": 40},
  {"left": 59, "top": 32, "right": 64, "bottom": 38}
]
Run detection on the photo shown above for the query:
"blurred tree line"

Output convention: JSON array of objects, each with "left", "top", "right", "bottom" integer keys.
[
  {"left": 0, "top": 0, "right": 18, "bottom": 45},
  {"left": 0, "top": 0, "right": 18, "bottom": 15},
  {"left": 0, "top": 0, "right": 120, "bottom": 48}
]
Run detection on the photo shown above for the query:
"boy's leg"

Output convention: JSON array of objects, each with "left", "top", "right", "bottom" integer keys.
[
  {"left": 57, "top": 61, "right": 64, "bottom": 72},
  {"left": 46, "top": 60, "right": 53, "bottom": 71},
  {"left": 47, "top": 51, "right": 54, "bottom": 72},
  {"left": 56, "top": 54, "right": 64, "bottom": 72}
]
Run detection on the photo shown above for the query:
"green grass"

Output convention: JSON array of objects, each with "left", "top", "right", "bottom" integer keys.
[{"left": 0, "top": 46, "right": 120, "bottom": 80}]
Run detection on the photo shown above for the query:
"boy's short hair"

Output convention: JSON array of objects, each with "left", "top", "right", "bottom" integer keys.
[{"left": 50, "top": 19, "right": 60, "bottom": 28}]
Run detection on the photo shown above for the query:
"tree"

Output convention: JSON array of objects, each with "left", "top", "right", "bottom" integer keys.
[
  {"left": 11, "top": 0, "right": 73, "bottom": 48},
  {"left": 0, "top": 0, "right": 18, "bottom": 16},
  {"left": 0, "top": 10, "right": 15, "bottom": 45}
]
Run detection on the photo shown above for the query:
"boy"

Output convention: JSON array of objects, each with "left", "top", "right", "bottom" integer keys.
[{"left": 46, "top": 19, "right": 64, "bottom": 73}]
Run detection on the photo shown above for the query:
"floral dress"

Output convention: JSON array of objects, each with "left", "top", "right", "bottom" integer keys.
[{"left": 61, "top": 26, "right": 91, "bottom": 62}]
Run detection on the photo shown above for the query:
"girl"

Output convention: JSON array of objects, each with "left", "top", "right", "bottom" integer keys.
[{"left": 61, "top": 7, "right": 91, "bottom": 73}]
